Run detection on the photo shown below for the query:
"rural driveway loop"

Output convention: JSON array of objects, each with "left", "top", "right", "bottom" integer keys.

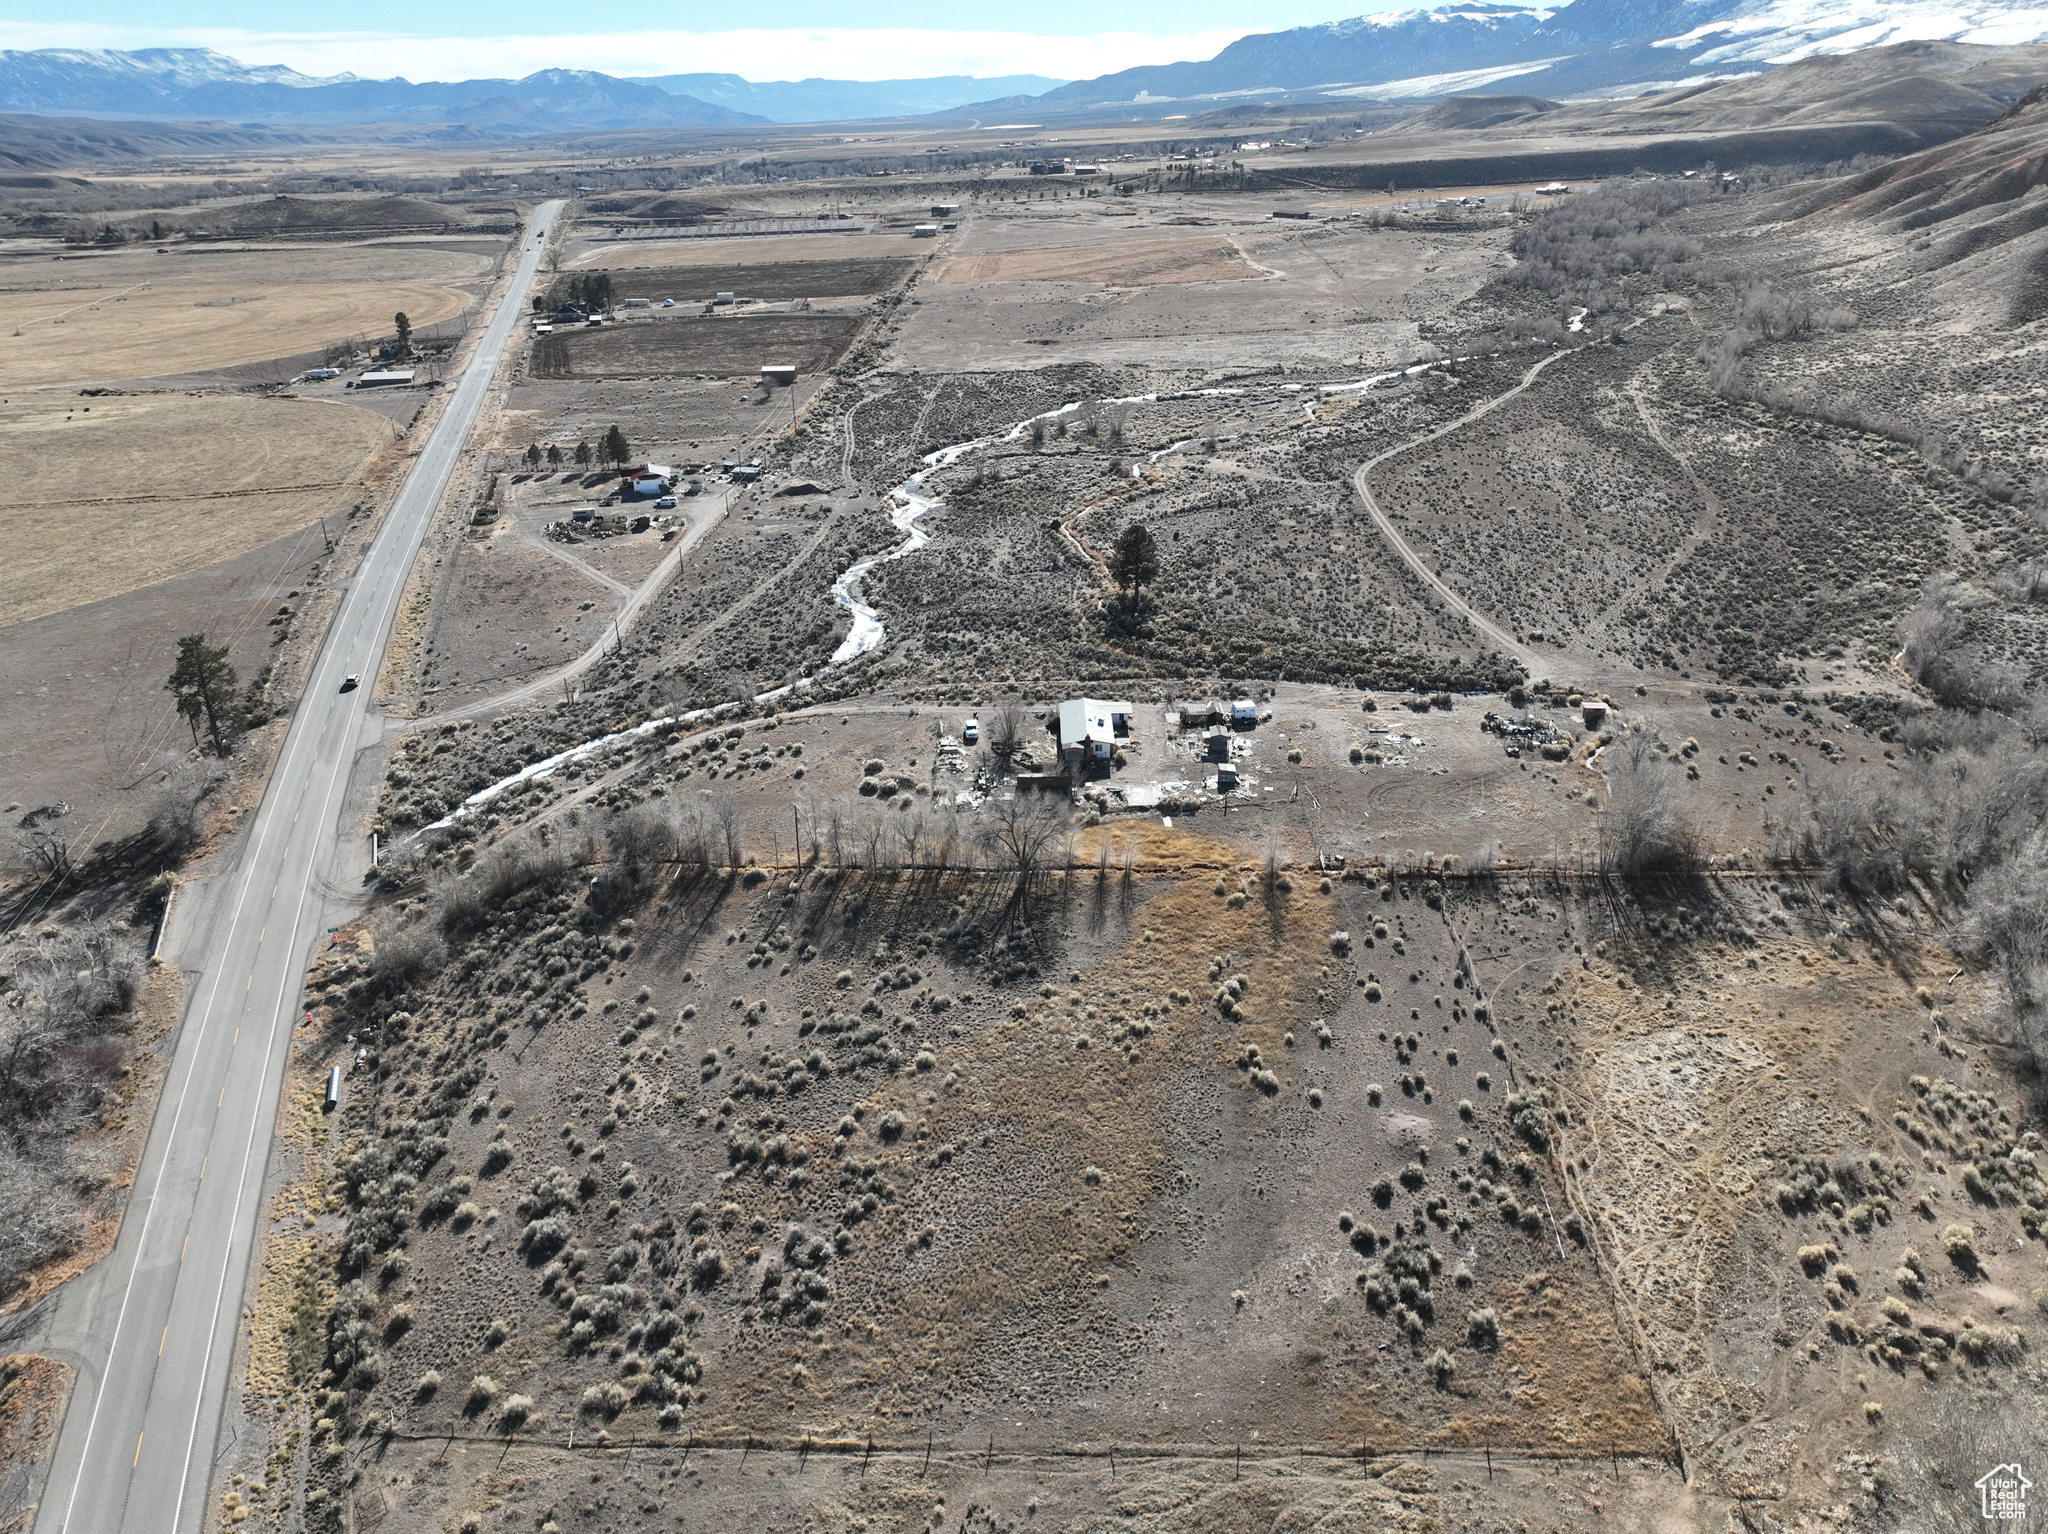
[
  {"left": 1348, "top": 339, "right": 1643, "bottom": 681},
  {"left": 32, "top": 202, "right": 562, "bottom": 1534}
]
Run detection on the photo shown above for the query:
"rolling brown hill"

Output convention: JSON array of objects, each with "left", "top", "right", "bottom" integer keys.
[{"left": 1800, "top": 80, "right": 2048, "bottom": 322}]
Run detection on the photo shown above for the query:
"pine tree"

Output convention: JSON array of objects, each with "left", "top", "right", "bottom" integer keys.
[
  {"left": 167, "top": 634, "right": 242, "bottom": 758},
  {"left": 602, "top": 424, "right": 632, "bottom": 468},
  {"left": 1108, "top": 524, "right": 1159, "bottom": 591}
]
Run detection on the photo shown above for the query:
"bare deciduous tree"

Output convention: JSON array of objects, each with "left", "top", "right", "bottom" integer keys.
[
  {"left": 370, "top": 909, "right": 447, "bottom": 990},
  {"left": 147, "top": 757, "right": 231, "bottom": 860},
  {"left": 1599, "top": 722, "right": 1696, "bottom": 876},
  {"left": 709, "top": 792, "right": 743, "bottom": 871},
  {"left": 16, "top": 830, "right": 73, "bottom": 883},
  {"left": 978, "top": 793, "right": 1071, "bottom": 912},
  {"left": 609, "top": 800, "right": 678, "bottom": 878},
  {"left": 987, "top": 699, "right": 1027, "bottom": 763}
]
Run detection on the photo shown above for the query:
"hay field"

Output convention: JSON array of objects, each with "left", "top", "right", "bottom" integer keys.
[
  {"left": 0, "top": 393, "right": 392, "bottom": 625},
  {"left": 557, "top": 257, "right": 914, "bottom": 305},
  {"left": 937, "top": 235, "right": 1263, "bottom": 286},
  {"left": 0, "top": 278, "right": 471, "bottom": 386},
  {"left": 532, "top": 313, "right": 860, "bottom": 379}
]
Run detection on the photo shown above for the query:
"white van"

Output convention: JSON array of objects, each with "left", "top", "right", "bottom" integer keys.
[{"left": 962, "top": 718, "right": 980, "bottom": 745}]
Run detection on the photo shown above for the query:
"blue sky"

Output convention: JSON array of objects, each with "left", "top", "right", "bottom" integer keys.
[{"left": 0, "top": 0, "right": 1406, "bottom": 82}]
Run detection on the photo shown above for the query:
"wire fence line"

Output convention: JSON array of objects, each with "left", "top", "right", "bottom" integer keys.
[
  {"left": 356, "top": 1423, "right": 1681, "bottom": 1480},
  {"left": 584, "top": 219, "right": 873, "bottom": 242}
]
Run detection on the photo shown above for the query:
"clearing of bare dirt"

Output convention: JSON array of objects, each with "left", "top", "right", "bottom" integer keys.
[{"left": 0, "top": 392, "right": 395, "bottom": 626}]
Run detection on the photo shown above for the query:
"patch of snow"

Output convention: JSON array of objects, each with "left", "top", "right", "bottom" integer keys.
[{"left": 1321, "top": 55, "right": 1574, "bottom": 97}]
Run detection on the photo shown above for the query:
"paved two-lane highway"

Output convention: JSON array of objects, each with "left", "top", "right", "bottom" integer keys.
[{"left": 31, "top": 201, "right": 562, "bottom": 1534}]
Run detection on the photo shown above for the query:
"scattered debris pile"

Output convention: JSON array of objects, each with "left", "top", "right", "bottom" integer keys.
[{"left": 1480, "top": 710, "right": 1576, "bottom": 760}]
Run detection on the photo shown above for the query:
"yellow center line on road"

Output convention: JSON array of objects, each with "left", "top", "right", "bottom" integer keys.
[
  {"left": 133, "top": 1433, "right": 144, "bottom": 1467},
  {"left": 259, "top": 928, "right": 265, "bottom": 943},
  {"left": 217, "top": 1088, "right": 224, "bottom": 1107},
  {"left": 246, "top": 976, "right": 252, "bottom": 991},
  {"left": 233, "top": 1030, "right": 239, "bottom": 1045},
  {"left": 159, "top": 1328, "right": 167, "bottom": 1357},
  {"left": 180, "top": 1236, "right": 188, "bottom": 1261},
  {"left": 199, "top": 1158, "right": 206, "bottom": 1180}
]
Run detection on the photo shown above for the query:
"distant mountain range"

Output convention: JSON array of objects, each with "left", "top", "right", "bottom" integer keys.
[
  {"left": 5, "top": 1, "right": 2047, "bottom": 142},
  {"left": 0, "top": 48, "right": 1065, "bottom": 132},
  {"left": 0, "top": 50, "right": 761, "bottom": 131},
  {"left": 625, "top": 73, "right": 1066, "bottom": 123},
  {"left": 953, "top": 0, "right": 2048, "bottom": 118}
]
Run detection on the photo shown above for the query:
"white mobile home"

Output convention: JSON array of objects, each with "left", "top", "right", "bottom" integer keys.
[{"left": 1058, "top": 697, "right": 1135, "bottom": 760}]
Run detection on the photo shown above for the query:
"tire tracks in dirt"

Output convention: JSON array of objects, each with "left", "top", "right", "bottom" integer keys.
[{"left": 1346, "top": 325, "right": 1653, "bottom": 680}]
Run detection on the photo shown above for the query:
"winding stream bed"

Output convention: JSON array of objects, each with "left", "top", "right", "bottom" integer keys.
[{"left": 421, "top": 370, "right": 1431, "bottom": 833}]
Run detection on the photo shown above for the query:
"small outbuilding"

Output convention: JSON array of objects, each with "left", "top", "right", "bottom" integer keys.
[
  {"left": 761, "top": 364, "right": 797, "bottom": 386},
  {"left": 357, "top": 369, "right": 415, "bottom": 387}
]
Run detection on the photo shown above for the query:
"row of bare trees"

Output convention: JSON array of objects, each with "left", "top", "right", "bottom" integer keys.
[
  {"left": 600, "top": 791, "right": 1075, "bottom": 898},
  {"left": 410, "top": 780, "right": 1076, "bottom": 945}
]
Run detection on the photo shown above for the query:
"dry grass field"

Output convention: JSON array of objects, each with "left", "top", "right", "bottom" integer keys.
[
  {"left": 0, "top": 278, "right": 472, "bottom": 386},
  {"left": 553, "top": 258, "right": 914, "bottom": 306},
  {"left": 938, "top": 235, "right": 1264, "bottom": 287},
  {"left": 0, "top": 392, "right": 393, "bottom": 625},
  {"left": 565, "top": 233, "right": 932, "bottom": 270},
  {"left": 887, "top": 203, "right": 1496, "bottom": 372}
]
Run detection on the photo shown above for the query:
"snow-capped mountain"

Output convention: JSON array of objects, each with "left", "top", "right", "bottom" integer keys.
[
  {"left": 1653, "top": 0, "right": 2048, "bottom": 71},
  {"left": 0, "top": 46, "right": 353, "bottom": 96},
  {"left": 960, "top": 0, "right": 2048, "bottom": 115}
]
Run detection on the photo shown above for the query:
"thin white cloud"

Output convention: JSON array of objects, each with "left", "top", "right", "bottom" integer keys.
[{"left": 0, "top": 22, "right": 1253, "bottom": 84}]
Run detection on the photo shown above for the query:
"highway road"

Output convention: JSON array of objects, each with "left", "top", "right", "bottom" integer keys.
[{"left": 28, "top": 200, "right": 563, "bottom": 1534}]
